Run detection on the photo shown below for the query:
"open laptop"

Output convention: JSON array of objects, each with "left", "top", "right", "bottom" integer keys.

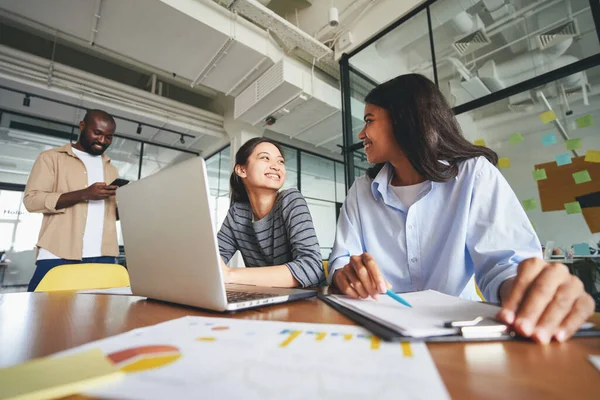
[{"left": 116, "top": 156, "right": 316, "bottom": 311}]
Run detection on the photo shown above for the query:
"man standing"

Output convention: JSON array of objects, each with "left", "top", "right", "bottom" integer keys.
[{"left": 24, "top": 109, "right": 121, "bottom": 291}]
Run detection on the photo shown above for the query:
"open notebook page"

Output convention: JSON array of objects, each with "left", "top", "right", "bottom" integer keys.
[{"left": 329, "top": 290, "right": 500, "bottom": 338}]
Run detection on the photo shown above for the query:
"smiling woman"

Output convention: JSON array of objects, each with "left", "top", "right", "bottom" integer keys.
[
  {"left": 216, "top": 138, "right": 325, "bottom": 288},
  {"left": 329, "top": 74, "right": 595, "bottom": 345}
]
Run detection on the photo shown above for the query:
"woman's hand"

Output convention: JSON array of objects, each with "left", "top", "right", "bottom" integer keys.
[
  {"left": 497, "top": 258, "right": 595, "bottom": 344},
  {"left": 332, "top": 253, "right": 391, "bottom": 299},
  {"left": 220, "top": 257, "right": 232, "bottom": 284}
]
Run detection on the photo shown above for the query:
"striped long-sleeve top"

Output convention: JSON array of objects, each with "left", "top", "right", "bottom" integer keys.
[{"left": 217, "top": 188, "right": 324, "bottom": 287}]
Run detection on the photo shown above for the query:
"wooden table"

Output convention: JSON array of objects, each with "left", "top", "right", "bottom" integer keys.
[{"left": 1, "top": 292, "right": 599, "bottom": 399}]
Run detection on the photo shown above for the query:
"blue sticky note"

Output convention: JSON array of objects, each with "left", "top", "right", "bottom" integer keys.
[
  {"left": 573, "top": 243, "right": 590, "bottom": 256},
  {"left": 555, "top": 152, "right": 572, "bottom": 166},
  {"left": 541, "top": 133, "right": 557, "bottom": 146}
]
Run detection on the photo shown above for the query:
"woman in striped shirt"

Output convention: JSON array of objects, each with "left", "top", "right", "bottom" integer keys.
[{"left": 217, "top": 137, "right": 324, "bottom": 287}]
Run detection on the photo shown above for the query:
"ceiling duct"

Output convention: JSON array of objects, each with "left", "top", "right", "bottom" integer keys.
[
  {"left": 216, "top": 0, "right": 338, "bottom": 78},
  {"left": 537, "top": 19, "right": 579, "bottom": 50},
  {"left": 234, "top": 58, "right": 363, "bottom": 152},
  {"left": 0, "top": 45, "right": 227, "bottom": 149},
  {"left": 507, "top": 91, "right": 535, "bottom": 112},
  {"left": 453, "top": 29, "right": 491, "bottom": 56},
  {"left": 452, "top": 15, "right": 491, "bottom": 56},
  {"left": 234, "top": 60, "right": 305, "bottom": 125},
  {"left": 0, "top": 0, "right": 278, "bottom": 98}
]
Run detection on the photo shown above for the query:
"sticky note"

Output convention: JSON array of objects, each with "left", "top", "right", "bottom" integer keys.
[
  {"left": 522, "top": 198, "right": 537, "bottom": 211},
  {"left": 498, "top": 158, "right": 510, "bottom": 168},
  {"left": 576, "top": 114, "right": 594, "bottom": 128},
  {"left": 509, "top": 133, "right": 524, "bottom": 145},
  {"left": 585, "top": 150, "right": 600, "bottom": 163},
  {"left": 564, "top": 201, "right": 582, "bottom": 214},
  {"left": 572, "top": 170, "right": 592, "bottom": 184},
  {"left": 566, "top": 138, "right": 582, "bottom": 150},
  {"left": 540, "top": 110, "right": 557, "bottom": 124},
  {"left": 532, "top": 169, "right": 547, "bottom": 181},
  {"left": 573, "top": 243, "right": 590, "bottom": 256},
  {"left": 555, "top": 152, "right": 572, "bottom": 166},
  {"left": 474, "top": 139, "right": 486, "bottom": 146},
  {"left": 541, "top": 133, "right": 557, "bottom": 146},
  {"left": 0, "top": 348, "right": 123, "bottom": 400}
]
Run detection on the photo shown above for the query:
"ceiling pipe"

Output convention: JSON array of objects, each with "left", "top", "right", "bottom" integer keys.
[
  {"left": 478, "top": 39, "right": 582, "bottom": 91},
  {"left": 215, "top": 0, "right": 337, "bottom": 77},
  {"left": 0, "top": 45, "right": 225, "bottom": 130},
  {"left": 0, "top": 67, "right": 224, "bottom": 139},
  {"left": 0, "top": 7, "right": 219, "bottom": 99},
  {"left": 89, "top": 0, "right": 103, "bottom": 45}
]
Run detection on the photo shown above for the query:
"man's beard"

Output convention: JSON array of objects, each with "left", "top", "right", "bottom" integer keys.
[{"left": 81, "top": 136, "right": 107, "bottom": 155}]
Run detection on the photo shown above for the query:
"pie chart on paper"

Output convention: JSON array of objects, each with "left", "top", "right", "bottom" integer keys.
[{"left": 107, "top": 345, "right": 181, "bottom": 373}]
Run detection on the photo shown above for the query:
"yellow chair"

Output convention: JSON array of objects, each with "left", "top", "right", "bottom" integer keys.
[
  {"left": 323, "top": 260, "right": 329, "bottom": 281},
  {"left": 34, "top": 263, "right": 130, "bottom": 292}
]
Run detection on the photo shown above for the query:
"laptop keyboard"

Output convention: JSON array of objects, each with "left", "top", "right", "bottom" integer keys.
[{"left": 226, "top": 290, "right": 279, "bottom": 303}]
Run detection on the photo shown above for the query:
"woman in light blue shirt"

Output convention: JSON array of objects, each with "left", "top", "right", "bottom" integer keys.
[{"left": 329, "top": 74, "right": 594, "bottom": 344}]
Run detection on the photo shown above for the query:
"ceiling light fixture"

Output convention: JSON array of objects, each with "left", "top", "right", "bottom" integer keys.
[
  {"left": 136, "top": 123, "right": 142, "bottom": 134},
  {"left": 180, "top": 135, "right": 185, "bottom": 145}
]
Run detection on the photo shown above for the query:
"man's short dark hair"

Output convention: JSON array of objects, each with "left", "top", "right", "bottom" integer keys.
[{"left": 83, "top": 109, "right": 116, "bottom": 128}]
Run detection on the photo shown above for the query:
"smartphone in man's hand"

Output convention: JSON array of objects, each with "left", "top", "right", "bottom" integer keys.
[{"left": 109, "top": 178, "right": 130, "bottom": 188}]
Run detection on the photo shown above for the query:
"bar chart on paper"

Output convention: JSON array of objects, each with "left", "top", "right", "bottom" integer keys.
[
  {"left": 56, "top": 316, "right": 449, "bottom": 400},
  {"left": 276, "top": 328, "right": 414, "bottom": 356}
]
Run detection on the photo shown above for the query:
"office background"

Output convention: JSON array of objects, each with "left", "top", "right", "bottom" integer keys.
[{"left": 1, "top": 0, "right": 599, "bottom": 289}]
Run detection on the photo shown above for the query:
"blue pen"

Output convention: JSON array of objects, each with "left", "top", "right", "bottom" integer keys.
[{"left": 385, "top": 289, "right": 412, "bottom": 308}]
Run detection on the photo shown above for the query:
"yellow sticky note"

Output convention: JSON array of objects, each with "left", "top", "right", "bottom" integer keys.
[
  {"left": 539, "top": 110, "right": 557, "bottom": 124},
  {"left": 498, "top": 158, "right": 510, "bottom": 168},
  {"left": 585, "top": 150, "right": 600, "bottom": 163},
  {"left": 474, "top": 139, "right": 486, "bottom": 146},
  {"left": 0, "top": 349, "right": 123, "bottom": 400}
]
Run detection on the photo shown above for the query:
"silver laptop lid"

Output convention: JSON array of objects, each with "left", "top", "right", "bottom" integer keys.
[{"left": 116, "top": 156, "right": 228, "bottom": 311}]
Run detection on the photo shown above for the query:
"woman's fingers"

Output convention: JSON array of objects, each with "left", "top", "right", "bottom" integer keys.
[{"left": 350, "top": 255, "right": 379, "bottom": 299}]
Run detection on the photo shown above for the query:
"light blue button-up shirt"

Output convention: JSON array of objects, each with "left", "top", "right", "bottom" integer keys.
[{"left": 328, "top": 157, "right": 542, "bottom": 302}]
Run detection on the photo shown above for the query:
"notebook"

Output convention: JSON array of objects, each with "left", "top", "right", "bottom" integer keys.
[
  {"left": 320, "top": 290, "right": 600, "bottom": 342},
  {"left": 326, "top": 290, "right": 499, "bottom": 338}
]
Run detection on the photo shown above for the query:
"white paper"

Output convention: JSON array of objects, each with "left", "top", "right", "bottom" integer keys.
[
  {"left": 330, "top": 290, "right": 501, "bottom": 338},
  {"left": 589, "top": 355, "right": 600, "bottom": 373},
  {"left": 55, "top": 316, "right": 450, "bottom": 400},
  {"left": 78, "top": 287, "right": 133, "bottom": 295}
]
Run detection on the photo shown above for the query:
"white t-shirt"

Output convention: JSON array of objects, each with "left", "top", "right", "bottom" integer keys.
[
  {"left": 38, "top": 148, "right": 106, "bottom": 260},
  {"left": 389, "top": 181, "right": 429, "bottom": 209}
]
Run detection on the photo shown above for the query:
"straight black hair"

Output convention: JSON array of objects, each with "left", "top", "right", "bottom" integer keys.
[
  {"left": 230, "top": 137, "right": 285, "bottom": 204},
  {"left": 364, "top": 74, "right": 497, "bottom": 180}
]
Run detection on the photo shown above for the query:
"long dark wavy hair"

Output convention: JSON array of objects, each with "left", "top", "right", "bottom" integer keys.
[
  {"left": 230, "top": 137, "right": 285, "bottom": 204},
  {"left": 364, "top": 74, "right": 497, "bottom": 180}
]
